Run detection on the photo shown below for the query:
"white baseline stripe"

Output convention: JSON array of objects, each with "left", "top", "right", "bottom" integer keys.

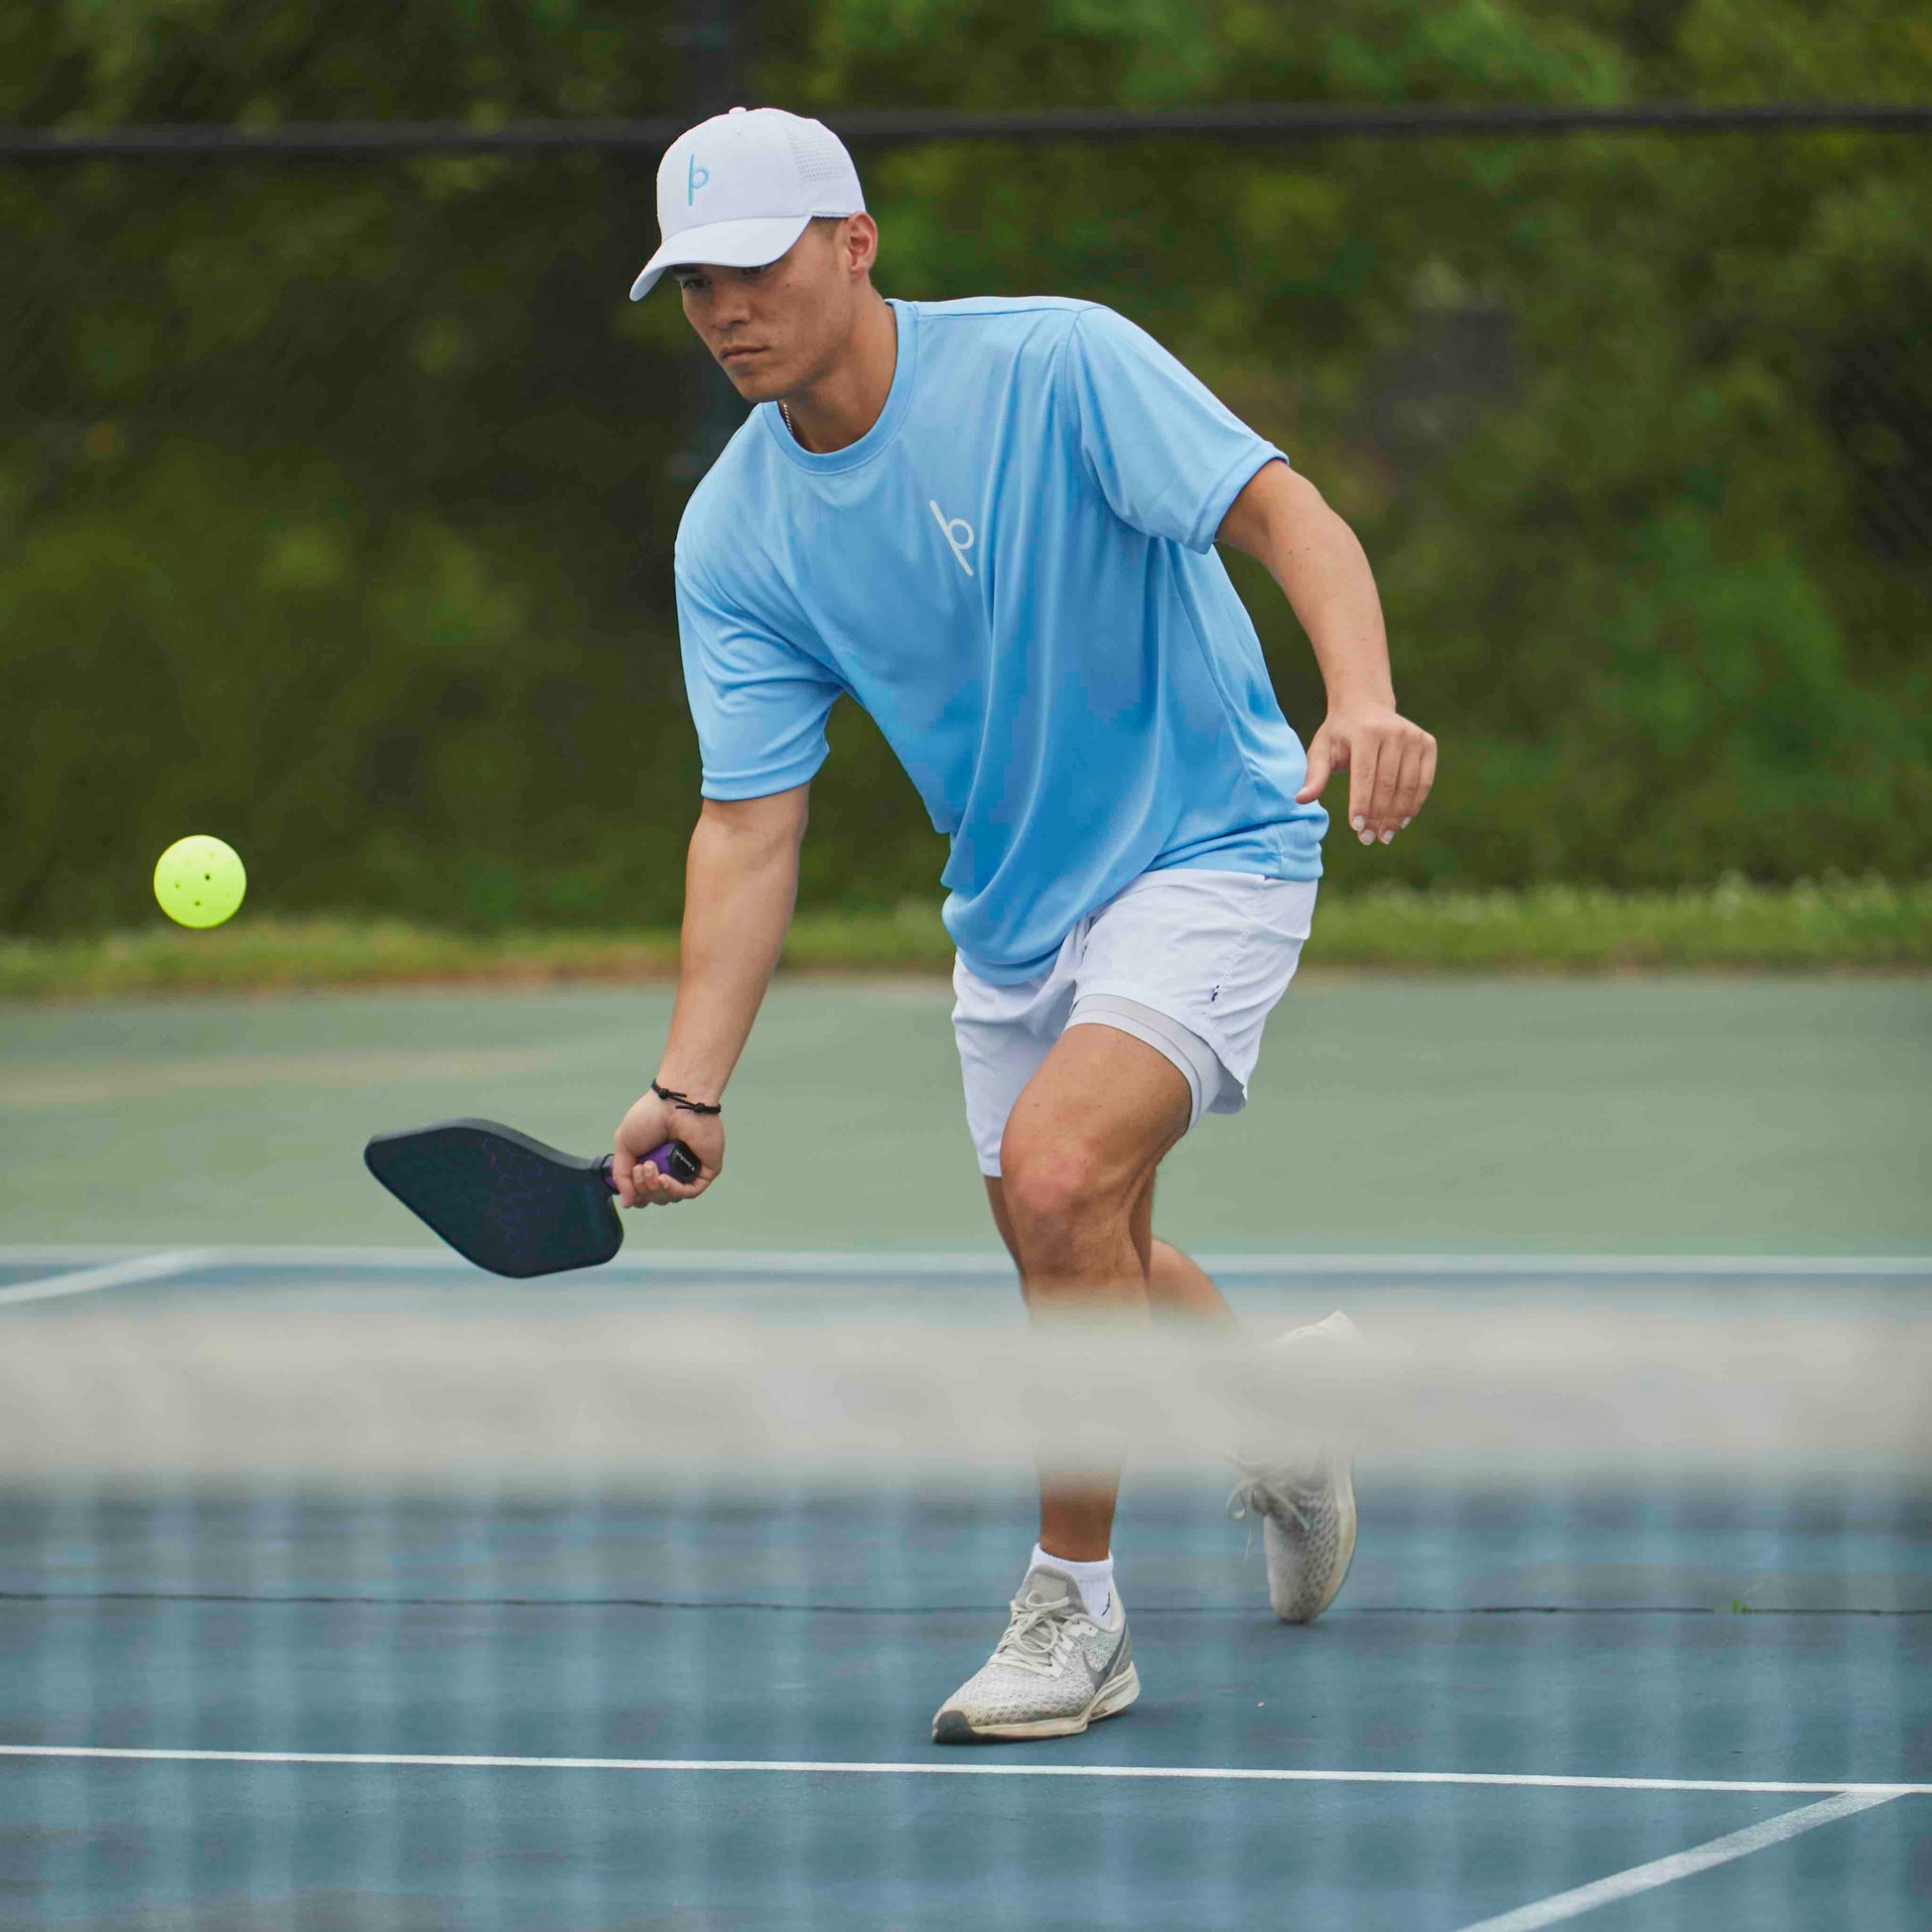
[
  {"left": 0, "top": 1747, "right": 1926, "bottom": 1796},
  {"left": 0, "top": 1246, "right": 1925, "bottom": 1282},
  {"left": 1456, "top": 1788, "right": 1910, "bottom": 1931},
  {"left": 0, "top": 1250, "right": 213, "bottom": 1309},
  {"left": 1195, "top": 1253, "right": 1932, "bottom": 1281}
]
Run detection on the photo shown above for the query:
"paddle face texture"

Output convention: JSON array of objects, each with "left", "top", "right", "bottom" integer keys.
[{"left": 364, "top": 1118, "right": 622, "bottom": 1278}]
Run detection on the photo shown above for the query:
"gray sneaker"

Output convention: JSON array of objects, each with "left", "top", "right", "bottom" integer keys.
[
  {"left": 931, "top": 1566, "right": 1140, "bottom": 1743},
  {"left": 1227, "top": 1310, "right": 1361, "bottom": 1624}
]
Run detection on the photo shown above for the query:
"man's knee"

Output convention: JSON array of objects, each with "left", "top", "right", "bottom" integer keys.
[{"left": 999, "top": 1130, "right": 1135, "bottom": 1235}]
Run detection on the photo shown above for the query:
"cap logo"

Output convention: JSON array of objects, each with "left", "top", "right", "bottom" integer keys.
[{"left": 631, "top": 109, "right": 863, "bottom": 301}]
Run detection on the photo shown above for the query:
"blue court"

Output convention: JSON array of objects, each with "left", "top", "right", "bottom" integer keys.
[{"left": 1, "top": 1248, "right": 1924, "bottom": 1930}]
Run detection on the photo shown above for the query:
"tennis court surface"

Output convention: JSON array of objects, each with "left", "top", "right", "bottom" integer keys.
[
  {"left": 1, "top": 1246, "right": 1925, "bottom": 1931},
  {"left": 2, "top": 980, "right": 1926, "bottom": 1925}
]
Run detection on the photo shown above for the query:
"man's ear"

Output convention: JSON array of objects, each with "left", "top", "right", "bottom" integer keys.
[{"left": 845, "top": 212, "right": 880, "bottom": 278}]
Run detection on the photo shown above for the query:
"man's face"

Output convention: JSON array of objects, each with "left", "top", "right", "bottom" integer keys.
[{"left": 674, "top": 218, "right": 869, "bottom": 402}]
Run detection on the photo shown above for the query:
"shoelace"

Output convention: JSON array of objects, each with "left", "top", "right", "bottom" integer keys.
[
  {"left": 993, "top": 1594, "right": 1087, "bottom": 1673},
  {"left": 1225, "top": 1459, "right": 1319, "bottom": 1560}
]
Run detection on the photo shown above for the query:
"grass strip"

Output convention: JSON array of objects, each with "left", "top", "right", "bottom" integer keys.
[
  {"left": 1, "top": 879, "right": 1925, "bottom": 1000},
  {"left": 1308, "top": 877, "right": 1932, "bottom": 970}
]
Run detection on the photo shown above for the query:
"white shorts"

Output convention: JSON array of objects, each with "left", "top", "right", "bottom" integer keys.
[{"left": 951, "top": 869, "right": 1318, "bottom": 1176}]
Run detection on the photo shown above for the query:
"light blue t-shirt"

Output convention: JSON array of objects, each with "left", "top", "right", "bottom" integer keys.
[{"left": 674, "top": 296, "right": 1327, "bottom": 985}]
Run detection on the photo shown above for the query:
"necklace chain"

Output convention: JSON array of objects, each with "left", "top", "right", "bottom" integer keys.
[{"left": 779, "top": 399, "right": 795, "bottom": 437}]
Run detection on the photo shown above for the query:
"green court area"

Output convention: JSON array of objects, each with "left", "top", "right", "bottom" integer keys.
[{"left": 1, "top": 975, "right": 1926, "bottom": 1256}]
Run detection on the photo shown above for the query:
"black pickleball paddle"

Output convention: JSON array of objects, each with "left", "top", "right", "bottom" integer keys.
[{"left": 363, "top": 1118, "right": 702, "bottom": 1279}]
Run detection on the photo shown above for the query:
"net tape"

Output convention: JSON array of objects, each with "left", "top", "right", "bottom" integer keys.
[{"left": 5, "top": 1295, "right": 1924, "bottom": 1485}]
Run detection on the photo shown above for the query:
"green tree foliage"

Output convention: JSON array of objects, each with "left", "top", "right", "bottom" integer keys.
[{"left": 2, "top": 1, "right": 1928, "bottom": 930}]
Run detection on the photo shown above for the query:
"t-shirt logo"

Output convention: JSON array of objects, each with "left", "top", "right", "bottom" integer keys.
[
  {"left": 686, "top": 153, "right": 710, "bottom": 205},
  {"left": 928, "top": 499, "right": 976, "bottom": 578}
]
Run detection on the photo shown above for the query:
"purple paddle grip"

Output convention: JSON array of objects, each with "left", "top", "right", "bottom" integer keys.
[{"left": 600, "top": 1141, "right": 697, "bottom": 1192}]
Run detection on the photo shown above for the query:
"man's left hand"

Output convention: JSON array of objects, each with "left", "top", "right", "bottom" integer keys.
[{"left": 1295, "top": 704, "right": 1438, "bottom": 845}]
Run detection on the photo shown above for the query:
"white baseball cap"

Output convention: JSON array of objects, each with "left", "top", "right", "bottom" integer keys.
[{"left": 628, "top": 106, "right": 866, "bottom": 301}]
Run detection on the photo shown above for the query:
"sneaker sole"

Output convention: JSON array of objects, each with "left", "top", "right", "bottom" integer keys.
[
  {"left": 931, "top": 1663, "right": 1141, "bottom": 1744},
  {"left": 1270, "top": 1458, "right": 1358, "bottom": 1624}
]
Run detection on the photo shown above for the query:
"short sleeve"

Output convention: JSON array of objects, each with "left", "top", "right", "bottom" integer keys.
[
  {"left": 1059, "top": 307, "right": 1286, "bottom": 552},
  {"left": 675, "top": 558, "right": 843, "bottom": 800}
]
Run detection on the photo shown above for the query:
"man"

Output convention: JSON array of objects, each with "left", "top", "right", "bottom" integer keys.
[{"left": 612, "top": 107, "right": 1437, "bottom": 1743}]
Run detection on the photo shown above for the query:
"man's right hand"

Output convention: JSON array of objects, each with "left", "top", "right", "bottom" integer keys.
[{"left": 612, "top": 1089, "right": 722, "bottom": 1208}]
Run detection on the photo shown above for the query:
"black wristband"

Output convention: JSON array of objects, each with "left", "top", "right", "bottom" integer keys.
[{"left": 651, "top": 1079, "right": 722, "bottom": 1117}]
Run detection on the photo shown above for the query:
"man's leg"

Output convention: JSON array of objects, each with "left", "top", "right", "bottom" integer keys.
[
  {"left": 982, "top": 1163, "right": 1235, "bottom": 1570},
  {"left": 930, "top": 1020, "right": 1185, "bottom": 1741},
  {"left": 992, "top": 1021, "right": 1202, "bottom": 1560},
  {"left": 1147, "top": 1230, "right": 1237, "bottom": 1325},
  {"left": 985, "top": 1180, "right": 1235, "bottom": 1327}
]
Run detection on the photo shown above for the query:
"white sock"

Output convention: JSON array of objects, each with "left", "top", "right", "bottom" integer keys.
[{"left": 1030, "top": 1544, "right": 1113, "bottom": 1621}]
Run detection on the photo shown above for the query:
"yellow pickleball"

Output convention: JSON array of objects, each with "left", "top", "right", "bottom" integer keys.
[{"left": 154, "top": 835, "right": 247, "bottom": 928}]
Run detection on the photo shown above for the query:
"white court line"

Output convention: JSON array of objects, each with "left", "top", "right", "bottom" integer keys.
[
  {"left": 0, "top": 1746, "right": 1926, "bottom": 1796},
  {"left": 1186, "top": 1253, "right": 1932, "bottom": 1281},
  {"left": 0, "top": 1245, "right": 1925, "bottom": 1281},
  {"left": 0, "top": 1250, "right": 213, "bottom": 1309},
  {"left": 1455, "top": 1787, "right": 1911, "bottom": 1930}
]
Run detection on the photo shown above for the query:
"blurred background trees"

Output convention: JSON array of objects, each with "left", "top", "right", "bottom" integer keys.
[{"left": 3, "top": 0, "right": 1927, "bottom": 931}]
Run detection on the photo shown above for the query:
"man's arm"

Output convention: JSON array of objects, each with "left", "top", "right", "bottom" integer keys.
[
  {"left": 1217, "top": 460, "right": 1436, "bottom": 845},
  {"left": 611, "top": 784, "right": 809, "bottom": 1207}
]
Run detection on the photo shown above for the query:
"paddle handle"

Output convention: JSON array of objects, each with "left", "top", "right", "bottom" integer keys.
[{"left": 601, "top": 1141, "right": 701, "bottom": 1191}]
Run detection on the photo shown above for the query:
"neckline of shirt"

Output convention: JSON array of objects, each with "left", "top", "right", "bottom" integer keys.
[{"left": 759, "top": 299, "right": 919, "bottom": 475}]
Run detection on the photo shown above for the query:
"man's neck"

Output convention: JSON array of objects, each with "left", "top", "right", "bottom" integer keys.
[{"left": 780, "top": 294, "right": 897, "bottom": 454}]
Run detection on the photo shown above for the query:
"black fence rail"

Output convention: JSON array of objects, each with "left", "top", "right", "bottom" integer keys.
[{"left": 6, "top": 99, "right": 1931, "bottom": 159}]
